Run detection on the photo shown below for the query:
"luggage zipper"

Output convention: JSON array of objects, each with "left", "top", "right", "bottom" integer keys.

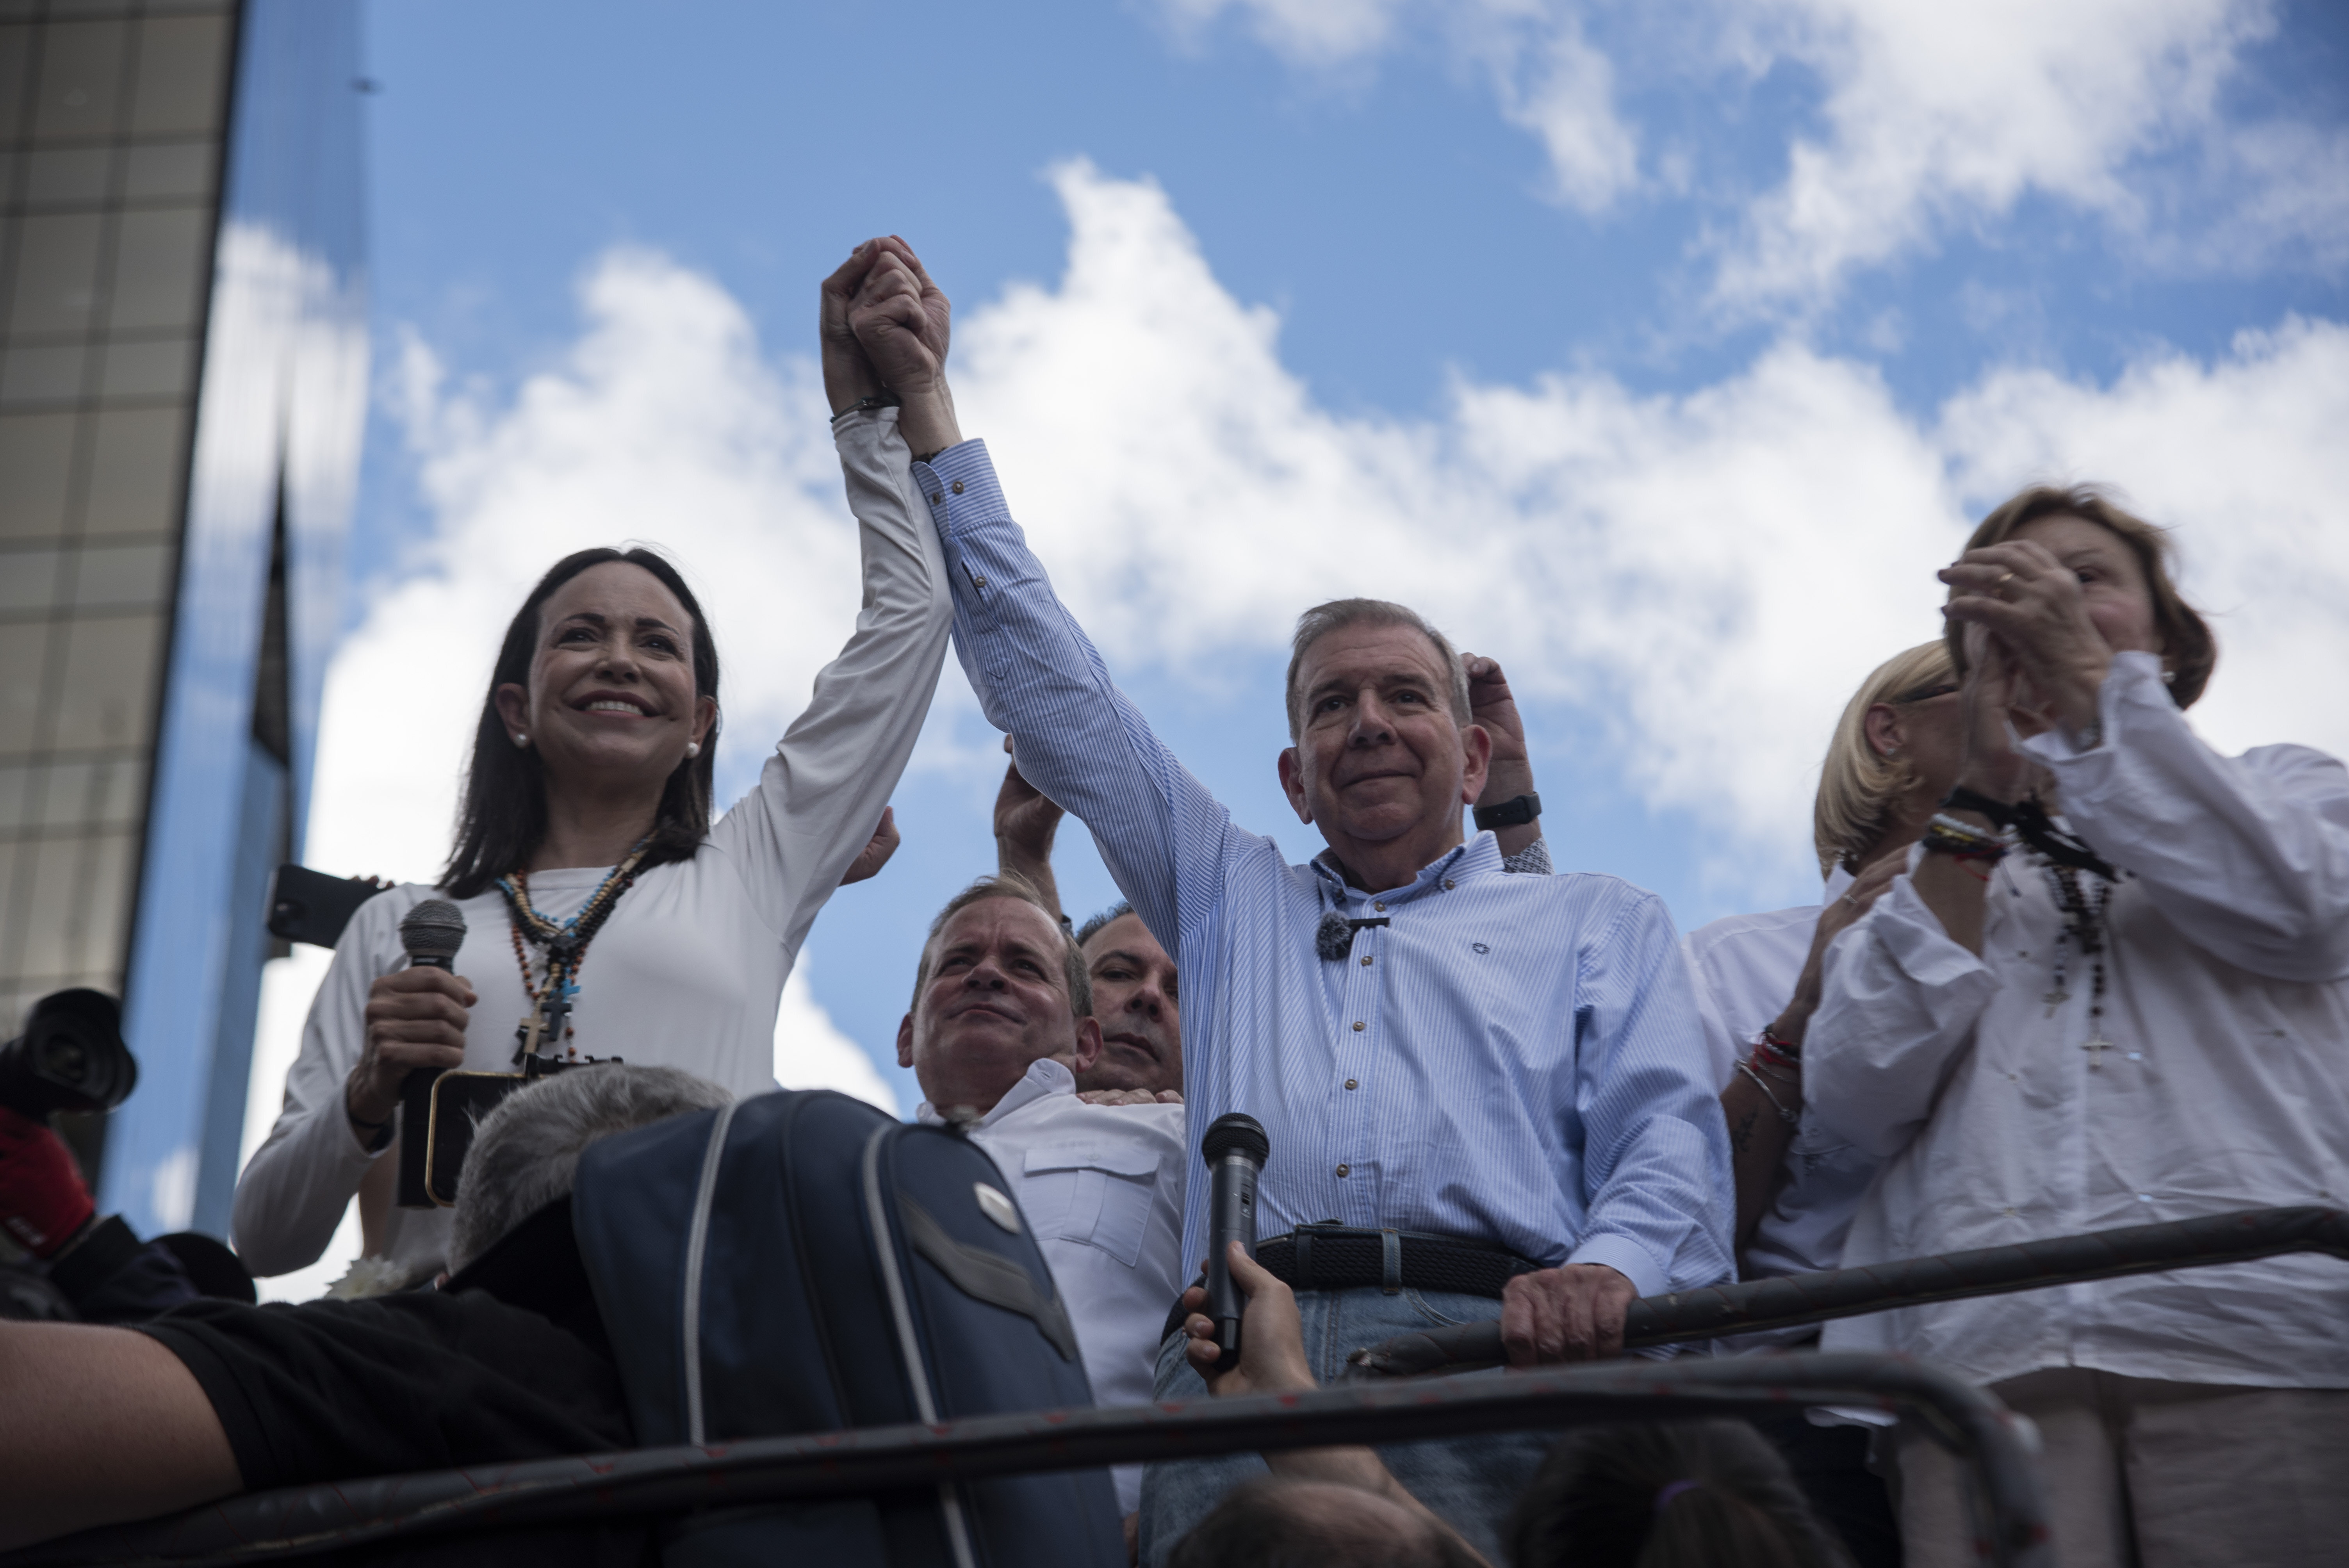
[
  {"left": 681, "top": 1099, "right": 740, "bottom": 1447},
  {"left": 863, "top": 1123, "right": 979, "bottom": 1568}
]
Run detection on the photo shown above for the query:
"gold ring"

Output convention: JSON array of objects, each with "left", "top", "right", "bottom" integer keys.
[{"left": 1995, "top": 570, "right": 2016, "bottom": 593}]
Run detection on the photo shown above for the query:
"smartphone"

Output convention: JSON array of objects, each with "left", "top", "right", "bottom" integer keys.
[{"left": 267, "top": 865, "right": 390, "bottom": 949}]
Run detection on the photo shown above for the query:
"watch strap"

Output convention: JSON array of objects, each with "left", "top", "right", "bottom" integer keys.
[{"left": 1473, "top": 792, "right": 1541, "bottom": 832}]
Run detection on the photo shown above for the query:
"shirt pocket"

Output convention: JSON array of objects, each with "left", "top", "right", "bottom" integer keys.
[{"left": 1022, "top": 1144, "right": 1164, "bottom": 1269}]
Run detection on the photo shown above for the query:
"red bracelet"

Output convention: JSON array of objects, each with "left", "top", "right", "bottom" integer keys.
[
  {"left": 1754, "top": 1029, "right": 1801, "bottom": 1070},
  {"left": 1753, "top": 1039, "right": 1800, "bottom": 1075}
]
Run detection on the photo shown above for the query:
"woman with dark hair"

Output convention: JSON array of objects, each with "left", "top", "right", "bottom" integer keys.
[
  {"left": 231, "top": 240, "right": 957, "bottom": 1286},
  {"left": 1805, "top": 485, "right": 2349, "bottom": 1567}
]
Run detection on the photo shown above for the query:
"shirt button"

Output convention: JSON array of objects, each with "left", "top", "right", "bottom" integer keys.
[
  {"left": 1351, "top": 1020, "right": 1365, "bottom": 1032},
  {"left": 1443, "top": 879, "right": 1455, "bottom": 890},
  {"left": 1335, "top": 1164, "right": 1350, "bottom": 1178},
  {"left": 1344, "top": 1078, "right": 1358, "bottom": 1090},
  {"left": 951, "top": 479, "right": 965, "bottom": 494},
  {"left": 930, "top": 492, "right": 943, "bottom": 504},
  {"left": 973, "top": 576, "right": 987, "bottom": 588},
  {"left": 1359, "top": 954, "right": 1372, "bottom": 967},
  {"left": 1372, "top": 900, "right": 1387, "bottom": 912}
]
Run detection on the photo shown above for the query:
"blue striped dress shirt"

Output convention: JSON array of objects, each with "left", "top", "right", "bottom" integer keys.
[{"left": 913, "top": 442, "right": 1733, "bottom": 1298}]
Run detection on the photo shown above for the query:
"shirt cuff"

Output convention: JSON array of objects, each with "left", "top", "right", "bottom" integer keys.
[
  {"left": 1502, "top": 837, "right": 1553, "bottom": 876},
  {"left": 1563, "top": 1231, "right": 1670, "bottom": 1301},
  {"left": 910, "top": 439, "right": 1002, "bottom": 533},
  {"left": 2017, "top": 649, "right": 2165, "bottom": 769}
]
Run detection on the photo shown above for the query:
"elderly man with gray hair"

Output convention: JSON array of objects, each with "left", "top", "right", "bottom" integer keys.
[
  {"left": 845, "top": 238, "right": 1732, "bottom": 1566},
  {"left": 0, "top": 1064, "right": 724, "bottom": 1554}
]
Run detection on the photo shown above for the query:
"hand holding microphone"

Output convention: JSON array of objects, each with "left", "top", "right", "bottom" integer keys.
[
  {"left": 1201, "top": 1112, "right": 1269, "bottom": 1373},
  {"left": 346, "top": 901, "right": 472, "bottom": 1146}
]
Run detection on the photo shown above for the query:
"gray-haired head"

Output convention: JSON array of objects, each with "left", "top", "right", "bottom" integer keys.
[
  {"left": 1283, "top": 599, "right": 1471, "bottom": 743},
  {"left": 447, "top": 1063, "right": 731, "bottom": 1275}
]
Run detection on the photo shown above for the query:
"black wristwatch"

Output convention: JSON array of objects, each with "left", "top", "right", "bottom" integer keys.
[
  {"left": 830, "top": 390, "right": 901, "bottom": 421},
  {"left": 1473, "top": 792, "right": 1541, "bottom": 832}
]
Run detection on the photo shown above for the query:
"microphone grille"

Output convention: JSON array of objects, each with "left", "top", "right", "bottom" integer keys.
[
  {"left": 399, "top": 898, "right": 468, "bottom": 963},
  {"left": 1201, "top": 1112, "right": 1269, "bottom": 1165}
]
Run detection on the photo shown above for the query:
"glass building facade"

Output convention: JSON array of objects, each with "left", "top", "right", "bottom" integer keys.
[{"left": 0, "top": 0, "right": 365, "bottom": 1240}]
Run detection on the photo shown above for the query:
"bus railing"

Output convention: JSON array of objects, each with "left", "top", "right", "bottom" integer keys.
[
  {"left": 4, "top": 1354, "right": 2049, "bottom": 1568},
  {"left": 1346, "top": 1205, "right": 2349, "bottom": 1377}
]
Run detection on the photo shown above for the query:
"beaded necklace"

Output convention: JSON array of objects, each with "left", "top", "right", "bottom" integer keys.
[
  {"left": 496, "top": 837, "right": 650, "bottom": 1066},
  {"left": 2042, "top": 863, "right": 2116, "bottom": 1069}
]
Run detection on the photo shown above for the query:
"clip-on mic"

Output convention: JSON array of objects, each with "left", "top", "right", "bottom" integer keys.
[
  {"left": 1201, "top": 1112, "right": 1270, "bottom": 1372},
  {"left": 394, "top": 900, "right": 467, "bottom": 1210}
]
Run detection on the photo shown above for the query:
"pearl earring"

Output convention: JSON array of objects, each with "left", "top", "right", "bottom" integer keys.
[
  {"left": 686, "top": 741, "right": 701, "bottom": 759},
  {"left": 512, "top": 733, "right": 528, "bottom": 747}
]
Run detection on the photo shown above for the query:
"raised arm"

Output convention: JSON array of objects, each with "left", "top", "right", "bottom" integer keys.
[
  {"left": 707, "top": 242, "right": 956, "bottom": 948},
  {"left": 851, "top": 242, "right": 1248, "bottom": 958}
]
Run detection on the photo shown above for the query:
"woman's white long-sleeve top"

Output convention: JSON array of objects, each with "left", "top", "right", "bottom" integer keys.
[
  {"left": 1805, "top": 651, "right": 2349, "bottom": 1390},
  {"left": 230, "top": 410, "right": 952, "bottom": 1283}
]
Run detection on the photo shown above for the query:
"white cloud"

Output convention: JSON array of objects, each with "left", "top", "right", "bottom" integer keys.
[
  {"left": 1711, "top": 0, "right": 2277, "bottom": 312},
  {"left": 775, "top": 957, "right": 900, "bottom": 1114},
  {"left": 1159, "top": 0, "right": 1408, "bottom": 66},
  {"left": 959, "top": 164, "right": 2349, "bottom": 879},
  {"left": 274, "top": 173, "right": 2348, "bottom": 1219},
  {"left": 1485, "top": 13, "right": 1642, "bottom": 212},
  {"left": 1159, "top": 0, "right": 2344, "bottom": 308},
  {"left": 310, "top": 250, "right": 861, "bottom": 888},
  {"left": 1937, "top": 315, "right": 2349, "bottom": 764}
]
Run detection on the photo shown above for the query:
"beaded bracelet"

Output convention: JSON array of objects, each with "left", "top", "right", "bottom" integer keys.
[{"left": 1753, "top": 1033, "right": 1801, "bottom": 1074}]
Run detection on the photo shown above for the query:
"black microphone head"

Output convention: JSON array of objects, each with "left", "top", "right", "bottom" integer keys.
[
  {"left": 399, "top": 899, "right": 467, "bottom": 965},
  {"left": 1202, "top": 1111, "right": 1269, "bottom": 1166}
]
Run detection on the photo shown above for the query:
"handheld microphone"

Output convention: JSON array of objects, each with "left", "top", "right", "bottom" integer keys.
[
  {"left": 395, "top": 900, "right": 467, "bottom": 1210},
  {"left": 1201, "top": 1112, "right": 1269, "bottom": 1373}
]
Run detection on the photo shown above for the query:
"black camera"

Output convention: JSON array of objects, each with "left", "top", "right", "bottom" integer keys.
[{"left": 0, "top": 990, "right": 136, "bottom": 1120}]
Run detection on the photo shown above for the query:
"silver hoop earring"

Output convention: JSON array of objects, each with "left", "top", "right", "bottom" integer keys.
[{"left": 685, "top": 741, "right": 701, "bottom": 759}]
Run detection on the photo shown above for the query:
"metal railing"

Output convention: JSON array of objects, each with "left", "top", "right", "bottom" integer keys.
[
  {"left": 18, "top": 1203, "right": 2344, "bottom": 1568},
  {"left": 1347, "top": 1205, "right": 2349, "bottom": 1376},
  {"left": 5, "top": 1354, "right": 2049, "bottom": 1568}
]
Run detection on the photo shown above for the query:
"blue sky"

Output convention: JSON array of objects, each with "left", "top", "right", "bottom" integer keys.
[{"left": 267, "top": 0, "right": 2349, "bottom": 1135}]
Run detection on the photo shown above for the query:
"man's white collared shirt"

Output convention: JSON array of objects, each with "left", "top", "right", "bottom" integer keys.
[{"left": 923, "top": 1058, "right": 1185, "bottom": 1512}]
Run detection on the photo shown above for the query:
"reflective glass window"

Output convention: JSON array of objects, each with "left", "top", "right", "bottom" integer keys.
[
  {"left": 98, "top": 333, "right": 190, "bottom": 399},
  {"left": 128, "top": 14, "right": 230, "bottom": 138},
  {"left": 71, "top": 539, "right": 173, "bottom": 608},
  {"left": 0, "top": 619, "right": 52, "bottom": 753},
  {"left": 30, "top": 20, "right": 128, "bottom": 143},
  {"left": 0, "top": 410, "right": 78, "bottom": 538},
  {"left": 0, "top": 341, "right": 85, "bottom": 403},
  {"left": 22, "top": 145, "right": 114, "bottom": 205},
  {"left": 0, "top": 545, "right": 60, "bottom": 611},
  {"left": 49, "top": 609, "right": 162, "bottom": 750},
  {"left": 7, "top": 209, "right": 106, "bottom": 335},
  {"left": 80, "top": 404, "right": 183, "bottom": 533},
  {"left": 122, "top": 139, "right": 212, "bottom": 201},
  {"left": 107, "top": 203, "right": 206, "bottom": 333}
]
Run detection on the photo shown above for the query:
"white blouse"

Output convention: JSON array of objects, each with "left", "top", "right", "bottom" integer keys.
[
  {"left": 1807, "top": 652, "right": 2349, "bottom": 1390},
  {"left": 230, "top": 410, "right": 953, "bottom": 1283},
  {"left": 1686, "top": 864, "right": 1878, "bottom": 1294}
]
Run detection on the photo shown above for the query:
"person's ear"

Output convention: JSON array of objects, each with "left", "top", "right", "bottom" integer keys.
[
  {"left": 1071, "top": 1014, "right": 1103, "bottom": 1074},
  {"left": 1862, "top": 702, "right": 1903, "bottom": 759},
  {"left": 1277, "top": 747, "right": 1313, "bottom": 825},
  {"left": 494, "top": 682, "right": 530, "bottom": 740},
  {"left": 896, "top": 1011, "right": 916, "bottom": 1070},
  {"left": 1458, "top": 722, "right": 1492, "bottom": 806},
  {"left": 692, "top": 695, "right": 718, "bottom": 749}
]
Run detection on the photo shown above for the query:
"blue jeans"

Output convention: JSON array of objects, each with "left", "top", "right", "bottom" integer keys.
[{"left": 1137, "top": 1285, "right": 1554, "bottom": 1567}]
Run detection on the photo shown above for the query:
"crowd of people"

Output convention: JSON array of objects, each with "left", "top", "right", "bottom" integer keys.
[{"left": 1, "top": 236, "right": 2343, "bottom": 1568}]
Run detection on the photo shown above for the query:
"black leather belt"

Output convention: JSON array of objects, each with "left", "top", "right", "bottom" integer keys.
[{"left": 1162, "top": 1224, "right": 1545, "bottom": 1342}]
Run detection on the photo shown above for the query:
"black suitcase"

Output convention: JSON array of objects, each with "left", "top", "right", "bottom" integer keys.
[{"left": 572, "top": 1087, "right": 1122, "bottom": 1566}]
